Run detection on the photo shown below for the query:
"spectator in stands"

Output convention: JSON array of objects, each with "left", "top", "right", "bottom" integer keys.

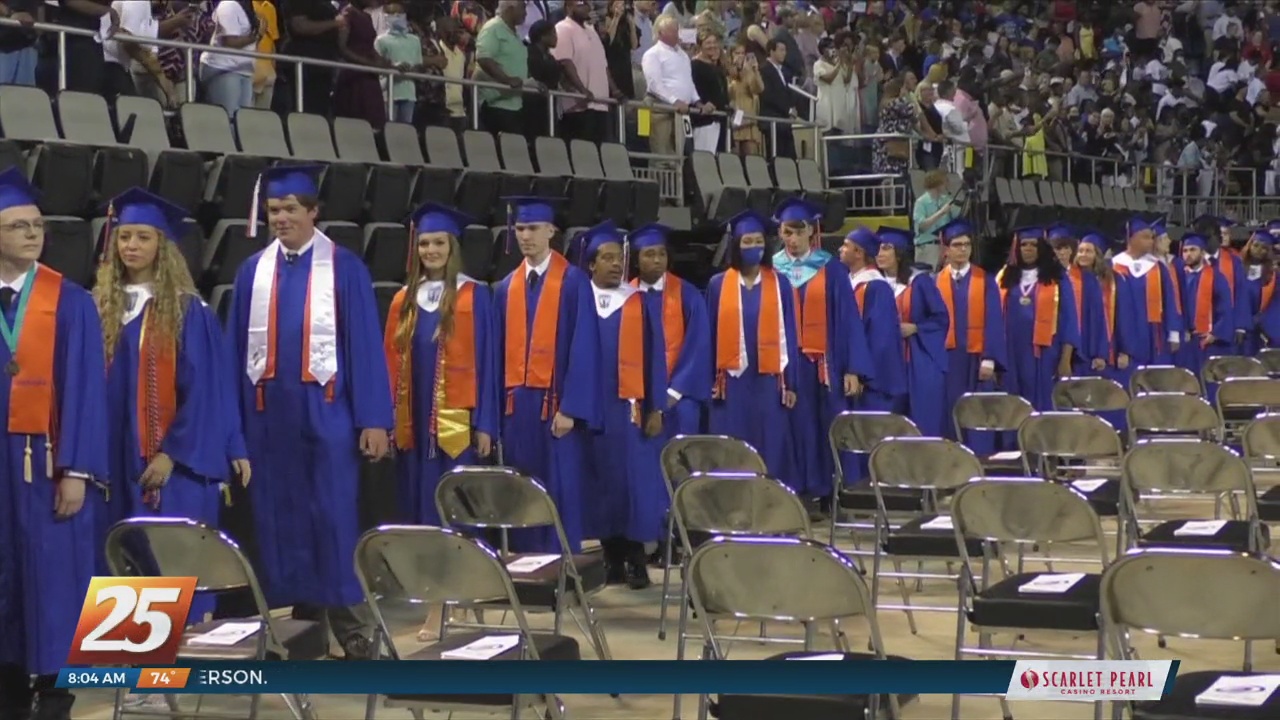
[
  {"left": 251, "top": 0, "right": 279, "bottom": 109},
  {"left": 44, "top": 0, "right": 111, "bottom": 95},
  {"left": 632, "top": 0, "right": 655, "bottom": 69},
  {"left": 554, "top": 0, "right": 618, "bottom": 145},
  {"left": 914, "top": 80, "right": 944, "bottom": 170},
  {"left": 912, "top": 169, "right": 960, "bottom": 270},
  {"left": 525, "top": 18, "right": 560, "bottom": 140},
  {"left": 200, "top": 0, "right": 260, "bottom": 119},
  {"left": 874, "top": 77, "right": 912, "bottom": 176},
  {"left": 661, "top": 0, "right": 696, "bottom": 28},
  {"left": 602, "top": 0, "right": 636, "bottom": 101},
  {"left": 374, "top": 1, "right": 420, "bottom": 125},
  {"left": 771, "top": 4, "right": 803, "bottom": 85},
  {"left": 727, "top": 40, "right": 762, "bottom": 155},
  {"left": 281, "top": 0, "right": 344, "bottom": 116},
  {"left": 104, "top": 0, "right": 179, "bottom": 103},
  {"left": 759, "top": 37, "right": 796, "bottom": 158},
  {"left": 405, "top": 4, "right": 448, "bottom": 128},
  {"left": 0, "top": 0, "right": 40, "bottom": 86},
  {"left": 642, "top": 14, "right": 704, "bottom": 165},
  {"left": 435, "top": 15, "right": 473, "bottom": 133},
  {"left": 475, "top": 0, "right": 530, "bottom": 135},
  {"left": 333, "top": 0, "right": 390, "bottom": 129},
  {"left": 690, "top": 28, "right": 728, "bottom": 153},
  {"left": 151, "top": 1, "right": 214, "bottom": 108}
]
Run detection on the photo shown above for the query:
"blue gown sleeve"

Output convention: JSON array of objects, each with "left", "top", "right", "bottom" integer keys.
[
  {"left": 1211, "top": 270, "right": 1234, "bottom": 341},
  {"left": 55, "top": 284, "right": 109, "bottom": 480},
  {"left": 706, "top": 274, "right": 723, "bottom": 383},
  {"left": 643, "top": 296, "right": 669, "bottom": 415},
  {"left": 1056, "top": 277, "right": 1081, "bottom": 357},
  {"left": 556, "top": 269, "right": 602, "bottom": 430},
  {"left": 869, "top": 283, "right": 907, "bottom": 397},
  {"left": 912, "top": 273, "right": 950, "bottom": 372},
  {"left": 471, "top": 284, "right": 500, "bottom": 439},
  {"left": 1081, "top": 273, "right": 1110, "bottom": 364},
  {"left": 224, "top": 260, "right": 253, "bottom": 456},
  {"left": 982, "top": 274, "right": 1008, "bottom": 370},
  {"left": 1232, "top": 256, "right": 1250, "bottom": 342},
  {"left": 340, "top": 256, "right": 394, "bottom": 431},
  {"left": 670, "top": 280, "right": 711, "bottom": 402},
  {"left": 159, "top": 297, "right": 231, "bottom": 481},
  {"left": 779, "top": 274, "right": 800, "bottom": 393},
  {"left": 1259, "top": 283, "right": 1280, "bottom": 345},
  {"left": 1159, "top": 263, "right": 1185, "bottom": 339},
  {"left": 832, "top": 264, "right": 875, "bottom": 383}
]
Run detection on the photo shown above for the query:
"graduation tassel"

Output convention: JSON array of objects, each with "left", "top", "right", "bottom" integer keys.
[
  {"left": 45, "top": 439, "right": 52, "bottom": 479},
  {"left": 22, "top": 437, "right": 31, "bottom": 483},
  {"left": 247, "top": 172, "right": 263, "bottom": 239},
  {"left": 505, "top": 389, "right": 514, "bottom": 416},
  {"left": 99, "top": 201, "right": 116, "bottom": 264}
]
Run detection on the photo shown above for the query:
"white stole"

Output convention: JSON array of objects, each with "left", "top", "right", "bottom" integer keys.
[
  {"left": 592, "top": 282, "right": 636, "bottom": 318},
  {"left": 1112, "top": 252, "right": 1156, "bottom": 278},
  {"left": 123, "top": 283, "right": 153, "bottom": 326},
  {"left": 245, "top": 231, "right": 338, "bottom": 386},
  {"left": 417, "top": 274, "right": 476, "bottom": 312}
]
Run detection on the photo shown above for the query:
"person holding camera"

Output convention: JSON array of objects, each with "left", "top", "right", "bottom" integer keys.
[{"left": 911, "top": 169, "right": 961, "bottom": 270}]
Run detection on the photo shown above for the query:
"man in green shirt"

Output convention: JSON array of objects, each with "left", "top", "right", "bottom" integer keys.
[{"left": 475, "top": 0, "right": 529, "bottom": 134}]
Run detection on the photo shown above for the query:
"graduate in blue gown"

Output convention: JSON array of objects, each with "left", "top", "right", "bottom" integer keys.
[
  {"left": 706, "top": 210, "right": 800, "bottom": 490},
  {"left": 1171, "top": 233, "right": 1234, "bottom": 380},
  {"left": 841, "top": 227, "right": 904, "bottom": 412},
  {"left": 773, "top": 198, "right": 871, "bottom": 500},
  {"left": 226, "top": 165, "right": 392, "bottom": 659},
  {"left": 384, "top": 202, "right": 498, "bottom": 525},
  {"left": 1049, "top": 224, "right": 1111, "bottom": 377},
  {"left": 876, "top": 226, "right": 949, "bottom": 436},
  {"left": 1111, "top": 217, "right": 1184, "bottom": 368},
  {"left": 1242, "top": 230, "right": 1280, "bottom": 354},
  {"left": 932, "top": 219, "right": 1005, "bottom": 446},
  {"left": 1196, "top": 215, "right": 1249, "bottom": 355},
  {"left": 576, "top": 222, "right": 667, "bottom": 588},
  {"left": 998, "top": 227, "right": 1079, "bottom": 411},
  {"left": 0, "top": 168, "right": 108, "bottom": 720},
  {"left": 95, "top": 188, "right": 247, "bottom": 626},
  {"left": 629, "top": 223, "right": 710, "bottom": 439},
  {"left": 493, "top": 197, "right": 600, "bottom": 554}
]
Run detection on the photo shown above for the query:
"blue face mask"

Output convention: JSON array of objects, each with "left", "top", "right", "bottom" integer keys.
[
  {"left": 388, "top": 15, "right": 408, "bottom": 33},
  {"left": 740, "top": 246, "right": 765, "bottom": 266}
]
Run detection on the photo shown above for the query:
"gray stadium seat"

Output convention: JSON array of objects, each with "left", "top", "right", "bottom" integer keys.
[
  {"left": 317, "top": 220, "right": 363, "bottom": 256},
  {"left": 208, "top": 284, "right": 234, "bottom": 323},
  {"left": 285, "top": 113, "right": 366, "bottom": 222},
  {"left": 797, "top": 158, "right": 845, "bottom": 229},
  {"left": 55, "top": 91, "right": 149, "bottom": 205},
  {"left": 0, "top": 85, "right": 93, "bottom": 216},
  {"left": 363, "top": 222, "right": 408, "bottom": 283},
  {"left": 381, "top": 122, "right": 431, "bottom": 206},
  {"left": 742, "top": 154, "right": 779, "bottom": 213},
  {"left": 372, "top": 281, "right": 402, "bottom": 327},
  {"left": 569, "top": 139, "right": 627, "bottom": 226},
  {"left": 41, "top": 217, "right": 95, "bottom": 288},
  {"left": 334, "top": 117, "right": 412, "bottom": 224},
  {"left": 687, "top": 151, "right": 744, "bottom": 223},
  {"left": 600, "top": 142, "right": 659, "bottom": 227},
  {"left": 463, "top": 130, "right": 534, "bottom": 210},
  {"left": 718, "top": 153, "right": 770, "bottom": 216},
  {"left": 113, "top": 95, "right": 204, "bottom": 213},
  {"left": 424, "top": 126, "right": 493, "bottom": 224},
  {"left": 200, "top": 219, "right": 266, "bottom": 291},
  {"left": 533, "top": 136, "right": 596, "bottom": 228},
  {"left": 235, "top": 108, "right": 291, "bottom": 159},
  {"left": 771, "top": 158, "right": 808, "bottom": 210},
  {"left": 179, "top": 103, "right": 268, "bottom": 220},
  {"left": 498, "top": 132, "right": 563, "bottom": 199},
  {"left": 93, "top": 215, "right": 203, "bottom": 281}
]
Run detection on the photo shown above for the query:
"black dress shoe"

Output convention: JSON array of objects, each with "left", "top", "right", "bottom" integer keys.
[
  {"left": 341, "top": 635, "right": 373, "bottom": 661},
  {"left": 605, "top": 561, "right": 628, "bottom": 585},
  {"left": 626, "top": 560, "right": 652, "bottom": 590},
  {"left": 31, "top": 692, "right": 72, "bottom": 720}
]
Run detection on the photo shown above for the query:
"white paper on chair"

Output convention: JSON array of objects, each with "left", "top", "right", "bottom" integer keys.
[
  {"left": 988, "top": 451, "right": 1022, "bottom": 462},
  {"left": 1018, "top": 573, "right": 1086, "bottom": 594},
  {"left": 505, "top": 554, "right": 559, "bottom": 574},
  {"left": 787, "top": 653, "right": 846, "bottom": 661},
  {"left": 187, "top": 622, "right": 261, "bottom": 646},
  {"left": 1195, "top": 675, "right": 1280, "bottom": 707},
  {"left": 440, "top": 635, "right": 522, "bottom": 660},
  {"left": 1071, "top": 478, "right": 1109, "bottom": 493},
  {"left": 1174, "top": 520, "right": 1229, "bottom": 537},
  {"left": 920, "top": 516, "right": 954, "bottom": 531}
]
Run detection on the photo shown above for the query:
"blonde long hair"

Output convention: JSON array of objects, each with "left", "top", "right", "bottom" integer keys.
[
  {"left": 94, "top": 231, "right": 198, "bottom": 364},
  {"left": 394, "top": 231, "right": 464, "bottom": 356}
]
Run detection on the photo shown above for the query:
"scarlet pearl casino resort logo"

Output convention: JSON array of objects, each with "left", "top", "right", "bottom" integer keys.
[{"left": 1004, "top": 661, "right": 1174, "bottom": 702}]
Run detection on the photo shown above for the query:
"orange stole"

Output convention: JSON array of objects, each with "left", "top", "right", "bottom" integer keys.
[
  {"left": 935, "top": 267, "right": 986, "bottom": 354},
  {"left": 998, "top": 276, "right": 1060, "bottom": 357},
  {"left": 715, "top": 268, "right": 783, "bottom": 397},
  {"left": 10, "top": 265, "right": 61, "bottom": 482},
  {"left": 799, "top": 266, "right": 830, "bottom": 385},
  {"left": 1114, "top": 261, "right": 1164, "bottom": 324},
  {"left": 384, "top": 283, "right": 478, "bottom": 451},
  {"left": 504, "top": 253, "right": 567, "bottom": 418},
  {"left": 617, "top": 293, "right": 646, "bottom": 425},
  {"left": 896, "top": 284, "right": 913, "bottom": 361},
  {"left": 1068, "top": 266, "right": 1085, "bottom": 335},
  {"left": 256, "top": 254, "right": 338, "bottom": 409},
  {"left": 630, "top": 274, "right": 685, "bottom": 381},
  {"left": 1191, "top": 267, "right": 1215, "bottom": 337}
]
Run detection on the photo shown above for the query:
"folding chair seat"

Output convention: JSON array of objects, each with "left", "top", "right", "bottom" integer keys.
[
  {"left": 718, "top": 152, "right": 770, "bottom": 216},
  {"left": 499, "top": 132, "right": 563, "bottom": 199},
  {"left": 827, "top": 411, "right": 924, "bottom": 538},
  {"left": 113, "top": 95, "right": 204, "bottom": 212},
  {"left": 951, "top": 392, "right": 1034, "bottom": 473},
  {"left": 209, "top": 284, "right": 233, "bottom": 324},
  {"left": 463, "top": 130, "right": 534, "bottom": 216},
  {"left": 180, "top": 103, "right": 269, "bottom": 220},
  {"left": 105, "top": 517, "right": 322, "bottom": 720},
  {"left": 424, "top": 127, "right": 492, "bottom": 222},
  {"left": 0, "top": 85, "right": 93, "bottom": 216},
  {"left": 1202, "top": 355, "right": 1267, "bottom": 394},
  {"left": 1019, "top": 412, "right": 1124, "bottom": 519},
  {"left": 355, "top": 525, "right": 570, "bottom": 720},
  {"left": 316, "top": 220, "right": 362, "bottom": 256},
  {"left": 1244, "top": 414, "right": 1280, "bottom": 521},
  {"left": 284, "top": 113, "right": 365, "bottom": 222},
  {"left": 568, "top": 139, "right": 630, "bottom": 226},
  {"left": 200, "top": 219, "right": 267, "bottom": 290},
  {"left": 797, "top": 158, "right": 845, "bottom": 229},
  {"left": 1215, "top": 376, "right": 1280, "bottom": 444},
  {"left": 687, "top": 150, "right": 744, "bottom": 223},
  {"left": 1051, "top": 377, "right": 1129, "bottom": 414},
  {"left": 40, "top": 217, "right": 94, "bottom": 288},
  {"left": 531, "top": 137, "right": 595, "bottom": 227},
  {"left": 435, "top": 467, "right": 611, "bottom": 661},
  {"left": 333, "top": 116, "right": 411, "bottom": 223},
  {"left": 55, "top": 91, "right": 149, "bottom": 209},
  {"left": 1260, "top": 348, "right": 1280, "bottom": 376},
  {"left": 968, "top": 572, "right": 1103, "bottom": 631},
  {"left": 600, "top": 142, "right": 659, "bottom": 226},
  {"left": 1129, "top": 364, "right": 1201, "bottom": 395},
  {"left": 362, "top": 222, "right": 408, "bottom": 283},
  {"left": 1126, "top": 392, "right": 1221, "bottom": 444}
]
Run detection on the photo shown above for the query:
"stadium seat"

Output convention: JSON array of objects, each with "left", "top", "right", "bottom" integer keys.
[
  {"left": 333, "top": 117, "right": 413, "bottom": 224},
  {"left": 113, "top": 95, "right": 205, "bottom": 213},
  {"left": 317, "top": 220, "right": 363, "bottom": 256},
  {"left": 717, "top": 153, "right": 770, "bottom": 217},
  {"left": 0, "top": 85, "right": 93, "bottom": 216},
  {"left": 568, "top": 139, "right": 628, "bottom": 226},
  {"left": 498, "top": 132, "right": 564, "bottom": 199},
  {"left": 372, "top": 281, "right": 401, "bottom": 327},
  {"left": 92, "top": 216, "right": 203, "bottom": 281},
  {"left": 55, "top": 92, "right": 149, "bottom": 208},
  {"left": 200, "top": 219, "right": 266, "bottom": 291},
  {"left": 380, "top": 122, "right": 432, "bottom": 206},
  {"left": 742, "top": 154, "right": 780, "bottom": 212},
  {"left": 797, "top": 158, "right": 846, "bottom": 229},
  {"left": 533, "top": 136, "right": 597, "bottom": 228},
  {"left": 40, "top": 216, "right": 95, "bottom": 288},
  {"left": 600, "top": 143, "right": 659, "bottom": 227},
  {"left": 687, "top": 151, "right": 744, "bottom": 223},
  {"left": 462, "top": 130, "right": 534, "bottom": 212},
  {"left": 285, "top": 113, "right": 366, "bottom": 223},
  {"left": 486, "top": 224, "right": 522, "bottom": 283},
  {"left": 179, "top": 103, "right": 269, "bottom": 221},
  {"left": 423, "top": 126, "right": 494, "bottom": 224},
  {"left": 234, "top": 108, "right": 291, "bottom": 159},
  {"left": 208, "top": 283, "right": 234, "bottom": 323},
  {"left": 363, "top": 222, "right": 408, "bottom": 284},
  {"left": 771, "top": 158, "right": 810, "bottom": 209}
]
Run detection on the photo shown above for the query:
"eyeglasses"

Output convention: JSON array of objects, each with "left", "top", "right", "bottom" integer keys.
[{"left": 0, "top": 219, "right": 43, "bottom": 234}]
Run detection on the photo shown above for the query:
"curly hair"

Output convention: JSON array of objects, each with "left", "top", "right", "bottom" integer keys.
[{"left": 94, "top": 230, "right": 198, "bottom": 364}]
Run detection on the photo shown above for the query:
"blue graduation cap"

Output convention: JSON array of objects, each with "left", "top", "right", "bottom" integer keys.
[
  {"left": 1180, "top": 233, "right": 1209, "bottom": 250},
  {"left": 773, "top": 197, "right": 822, "bottom": 225},
  {"left": 574, "top": 220, "right": 622, "bottom": 268},
  {"left": 262, "top": 164, "right": 324, "bottom": 200},
  {"left": 108, "top": 187, "right": 189, "bottom": 240},
  {"left": 503, "top": 196, "right": 562, "bottom": 226},
  {"left": 845, "top": 226, "right": 879, "bottom": 259},
  {"left": 1046, "top": 223, "right": 1076, "bottom": 242},
  {"left": 1078, "top": 230, "right": 1109, "bottom": 250},
  {"left": 410, "top": 202, "right": 474, "bottom": 239},
  {"left": 1267, "top": 220, "right": 1280, "bottom": 235},
  {"left": 627, "top": 222, "right": 672, "bottom": 251},
  {"left": 724, "top": 209, "right": 772, "bottom": 240},
  {"left": 938, "top": 217, "right": 973, "bottom": 245},
  {"left": 0, "top": 166, "right": 39, "bottom": 213},
  {"left": 1013, "top": 226, "right": 1044, "bottom": 243},
  {"left": 876, "top": 226, "right": 913, "bottom": 254},
  {"left": 1150, "top": 219, "right": 1168, "bottom": 237},
  {"left": 1250, "top": 229, "right": 1275, "bottom": 247},
  {"left": 1125, "top": 216, "right": 1154, "bottom": 237}
]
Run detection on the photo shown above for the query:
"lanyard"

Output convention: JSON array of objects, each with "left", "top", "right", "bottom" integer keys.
[{"left": 0, "top": 267, "right": 34, "bottom": 356}]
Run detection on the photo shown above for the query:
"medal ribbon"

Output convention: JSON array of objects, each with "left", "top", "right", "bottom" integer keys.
[{"left": 0, "top": 267, "right": 36, "bottom": 361}]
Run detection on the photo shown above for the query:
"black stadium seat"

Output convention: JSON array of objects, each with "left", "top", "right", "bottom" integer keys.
[
  {"left": 200, "top": 219, "right": 266, "bottom": 291},
  {"left": 208, "top": 284, "right": 234, "bottom": 324},
  {"left": 797, "top": 158, "right": 845, "bottom": 229},
  {"left": 40, "top": 216, "right": 95, "bottom": 288},
  {"left": 373, "top": 281, "right": 402, "bottom": 328},
  {"left": 462, "top": 130, "right": 534, "bottom": 213},
  {"left": 56, "top": 91, "right": 149, "bottom": 208},
  {"left": 285, "top": 113, "right": 366, "bottom": 223},
  {"left": 424, "top": 126, "right": 493, "bottom": 224},
  {"left": 363, "top": 222, "right": 408, "bottom": 284},
  {"left": 113, "top": 95, "right": 205, "bottom": 213},
  {"left": 535, "top": 136, "right": 597, "bottom": 228},
  {"left": 381, "top": 122, "right": 432, "bottom": 206},
  {"left": 687, "top": 151, "right": 744, "bottom": 223},
  {"left": 179, "top": 103, "right": 269, "bottom": 221},
  {"left": 318, "top": 221, "right": 364, "bottom": 256},
  {"left": 464, "top": 224, "right": 497, "bottom": 282},
  {"left": 718, "top": 152, "right": 770, "bottom": 217},
  {"left": 569, "top": 139, "right": 627, "bottom": 226},
  {"left": 333, "top": 117, "right": 412, "bottom": 224},
  {"left": 498, "top": 132, "right": 564, "bottom": 199},
  {"left": 600, "top": 142, "right": 659, "bottom": 227},
  {"left": 0, "top": 85, "right": 93, "bottom": 216}
]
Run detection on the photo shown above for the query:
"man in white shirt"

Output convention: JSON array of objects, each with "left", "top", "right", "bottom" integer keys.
[
  {"left": 935, "top": 80, "right": 970, "bottom": 174},
  {"left": 102, "top": 0, "right": 174, "bottom": 102},
  {"left": 1212, "top": 5, "right": 1242, "bottom": 40},
  {"left": 641, "top": 14, "right": 711, "bottom": 165}
]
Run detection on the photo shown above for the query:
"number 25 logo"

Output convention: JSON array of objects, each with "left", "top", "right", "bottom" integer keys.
[{"left": 67, "top": 578, "right": 197, "bottom": 665}]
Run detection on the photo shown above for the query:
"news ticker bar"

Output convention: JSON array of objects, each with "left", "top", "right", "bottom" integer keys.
[{"left": 56, "top": 660, "right": 1181, "bottom": 700}]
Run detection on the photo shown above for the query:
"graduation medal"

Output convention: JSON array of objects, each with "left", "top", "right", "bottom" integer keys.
[{"left": 1019, "top": 284, "right": 1033, "bottom": 306}]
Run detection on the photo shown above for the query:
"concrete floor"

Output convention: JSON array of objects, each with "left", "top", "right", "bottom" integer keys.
[{"left": 70, "top": 526, "right": 1270, "bottom": 719}]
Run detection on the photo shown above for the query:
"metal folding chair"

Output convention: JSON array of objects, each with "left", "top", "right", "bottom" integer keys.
[
  {"left": 1051, "top": 376, "right": 1130, "bottom": 414},
  {"left": 104, "top": 518, "right": 323, "bottom": 720},
  {"left": 1260, "top": 347, "right": 1280, "bottom": 376},
  {"left": 1102, "top": 549, "right": 1280, "bottom": 719},
  {"left": 867, "top": 437, "right": 985, "bottom": 634},
  {"left": 1217, "top": 377, "right": 1280, "bottom": 444},
  {"left": 1202, "top": 355, "right": 1268, "bottom": 395},
  {"left": 1128, "top": 365, "right": 1200, "bottom": 395},
  {"left": 951, "top": 392, "right": 1033, "bottom": 473},
  {"left": 1244, "top": 414, "right": 1280, "bottom": 523},
  {"left": 1125, "top": 392, "right": 1222, "bottom": 444},
  {"left": 434, "top": 466, "right": 611, "bottom": 660},
  {"left": 689, "top": 537, "right": 906, "bottom": 720},
  {"left": 950, "top": 479, "right": 1109, "bottom": 720},
  {"left": 354, "top": 525, "right": 571, "bottom": 720},
  {"left": 657, "top": 435, "right": 767, "bottom": 641},
  {"left": 826, "top": 411, "right": 922, "bottom": 549},
  {"left": 1018, "top": 412, "right": 1124, "bottom": 524}
]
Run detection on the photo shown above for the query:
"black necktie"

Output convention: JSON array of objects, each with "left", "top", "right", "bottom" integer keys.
[
  {"left": 527, "top": 270, "right": 539, "bottom": 289},
  {"left": 285, "top": 252, "right": 299, "bottom": 264},
  {"left": 0, "top": 288, "right": 15, "bottom": 310}
]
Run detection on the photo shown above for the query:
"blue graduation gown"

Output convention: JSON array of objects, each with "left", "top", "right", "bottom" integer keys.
[
  {"left": 706, "top": 269, "right": 800, "bottom": 490},
  {"left": 850, "top": 273, "right": 906, "bottom": 411},
  {"left": 1113, "top": 257, "right": 1182, "bottom": 366},
  {"left": 227, "top": 244, "right": 393, "bottom": 609},
  {"left": 106, "top": 294, "right": 232, "bottom": 621},
  {"left": 395, "top": 282, "right": 500, "bottom": 526},
  {"left": 1173, "top": 261, "right": 1234, "bottom": 380},
  {"left": 938, "top": 267, "right": 1006, "bottom": 444},
  {"left": 493, "top": 260, "right": 600, "bottom": 553},
  {"left": 1216, "top": 251, "right": 1249, "bottom": 355},
  {"left": 792, "top": 260, "right": 874, "bottom": 499},
  {"left": 1067, "top": 267, "right": 1111, "bottom": 377},
  {"left": 639, "top": 273, "right": 710, "bottom": 439},
  {"left": 896, "top": 273, "right": 950, "bottom": 437},
  {"left": 0, "top": 273, "right": 108, "bottom": 676},
  {"left": 587, "top": 286, "right": 668, "bottom": 543},
  {"left": 1245, "top": 272, "right": 1280, "bottom": 355},
  {"left": 1002, "top": 274, "right": 1079, "bottom": 412}
]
